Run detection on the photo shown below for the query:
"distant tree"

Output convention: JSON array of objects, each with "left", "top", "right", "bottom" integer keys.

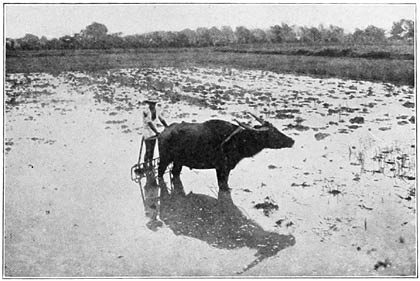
[
  {"left": 161, "top": 31, "right": 179, "bottom": 47},
  {"left": 267, "top": 25, "right": 280, "bottom": 43},
  {"left": 351, "top": 28, "right": 364, "bottom": 43},
  {"left": 11, "top": 19, "right": 409, "bottom": 51},
  {"left": 391, "top": 19, "right": 414, "bottom": 41},
  {"left": 169, "top": 32, "right": 188, "bottom": 47},
  {"left": 268, "top": 23, "right": 296, "bottom": 43},
  {"left": 18, "top": 33, "right": 41, "bottom": 50},
  {"left": 179, "top": 28, "right": 198, "bottom": 46},
  {"left": 326, "top": 25, "right": 345, "bottom": 43},
  {"left": 196, "top": 27, "right": 211, "bottom": 46},
  {"left": 250, "top": 28, "right": 267, "bottom": 43},
  {"left": 78, "top": 22, "right": 109, "bottom": 48},
  {"left": 403, "top": 20, "right": 414, "bottom": 40},
  {"left": 145, "top": 32, "right": 164, "bottom": 47},
  {"left": 6, "top": 38, "right": 16, "bottom": 50},
  {"left": 208, "top": 26, "right": 225, "bottom": 46},
  {"left": 298, "top": 26, "right": 322, "bottom": 43},
  {"left": 59, "top": 35, "right": 77, "bottom": 49},
  {"left": 106, "top": 32, "right": 124, "bottom": 48},
  {"left": 235, "top": 26, "right": 253, "bottom": 44},
  {"left": 364, "top": 25, "right": 386, "bottom": 42},
  {"left": 316, "top": 24, "right": 345, "bottom": 43},
  {"left": 82, "top": 22, "right": 108, "bottom": 40},
  {"left": 45, "top": 38, "right": 61, "bottom": 50},
  {"left": 22, "top": 33, "right": 39, "bottom": 42},
  {"left": 351, "top": 25, "right": 386, "bottom": 43},
  {"left": 39, "top": 36, "right": 48, "bottom": 49},
  {"left": 318, "top": 24, "right": 328, "bottom": 43},
  {"left": 124, "top": 34, "right": 147, "bottom": 48},
  {"left": 221, "top": 26, "right": 236, "bottom": 44},
  {"left": 71, "top": 33, "right": 83, "bottom": 49}
]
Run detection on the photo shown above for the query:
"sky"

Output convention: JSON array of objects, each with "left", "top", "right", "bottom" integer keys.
[{"left": 5, "top": 3, "right": 416, "bottom": 39}]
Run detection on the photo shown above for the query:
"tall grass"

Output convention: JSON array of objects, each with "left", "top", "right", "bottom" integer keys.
[
  {"left": 6, "top": 48, "right": 414, "bottom": 86},
  {"left": 215, "top": 43, "right": 414, "bottom": 60}
]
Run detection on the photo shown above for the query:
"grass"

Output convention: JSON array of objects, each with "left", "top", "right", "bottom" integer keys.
[
  {"left": 215, "top": 43, "right": 414, "bottom": 60},
  {"left": 6, "top": 47, "right": 414, "bottom": 86}
]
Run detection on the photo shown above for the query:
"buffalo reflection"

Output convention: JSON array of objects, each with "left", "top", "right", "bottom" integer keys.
[{"left": 142, "top": 172, "right": 295, "bottom": 273}]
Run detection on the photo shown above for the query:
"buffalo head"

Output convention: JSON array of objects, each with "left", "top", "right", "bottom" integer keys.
[{"left": 235, "top": 112, "right": 295, "bottom": 149}]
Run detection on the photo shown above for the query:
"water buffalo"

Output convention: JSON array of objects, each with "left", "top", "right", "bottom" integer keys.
[{"left": 157, "top": 113, "right": 294, "bottom": 190}]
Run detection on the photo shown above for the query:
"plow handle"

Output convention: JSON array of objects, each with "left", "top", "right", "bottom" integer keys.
[{"left": 137, "top": 136, "right": 145, "bottom": 164}]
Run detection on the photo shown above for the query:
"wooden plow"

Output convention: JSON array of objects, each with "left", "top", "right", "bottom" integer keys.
[{"left": 130, "top": 136, "right": 173, "bottom": 202}]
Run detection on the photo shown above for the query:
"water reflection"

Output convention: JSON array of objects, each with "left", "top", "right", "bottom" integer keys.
[
  {"left": 143, "top": 170, "right": 163, "bottom": 231},
  {"left": 142, "top": 172, "right": 295, "bottom": 273}
]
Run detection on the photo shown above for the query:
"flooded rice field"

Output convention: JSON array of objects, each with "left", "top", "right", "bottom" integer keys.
[{"left": 4, "top": 67, "right": 416, "bottom": 276}]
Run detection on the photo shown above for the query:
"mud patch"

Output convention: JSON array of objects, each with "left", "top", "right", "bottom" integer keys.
[
  {"left": 314, "top": 132, "right": 330, "bottom": 141},
  {"left": 374, "top": 259, "right": 392, "bottom": 271},
  {"left": 254, "top": 197, "right": 279, "bottom": 217}
]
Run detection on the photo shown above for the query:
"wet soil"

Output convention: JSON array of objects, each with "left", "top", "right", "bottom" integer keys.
[{"left": 4, "top": 67, "right": 416, "bottom": 277}]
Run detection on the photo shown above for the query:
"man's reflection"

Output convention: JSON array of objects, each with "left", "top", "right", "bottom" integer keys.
[{"left": 143, "top": 170, "right": 163, "bottom": 231}]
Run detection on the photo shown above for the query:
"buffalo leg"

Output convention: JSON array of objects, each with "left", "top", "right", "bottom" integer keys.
[
  {"left": 158, "top": 158, "right": 170, "bottom": 179},
  {"left": 216, "top": 168, "right": 230, "bottom": 191},
  {"left": 158, "top": 180, "right": 169, "bottom": 198},
  {"left": 171, "top": 163, "right": 184, "bottom": 192},
  {"left": 171, "top": 163, "right": 183, "bottom": 179}
]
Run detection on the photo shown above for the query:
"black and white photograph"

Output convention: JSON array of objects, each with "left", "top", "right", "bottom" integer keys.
[{"left": 3, "top": 2, "right": 416, "bottom": 277}]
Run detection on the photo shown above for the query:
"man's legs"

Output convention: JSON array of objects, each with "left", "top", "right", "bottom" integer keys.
[{"left": 144, "top": 138, "right": 156, "bottom": 168}]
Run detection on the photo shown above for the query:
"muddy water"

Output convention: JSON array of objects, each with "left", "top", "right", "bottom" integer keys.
[
  {"left": 142, "top": 173, "right": 296, "bottom": 274},
  {"left": 4, "top": 68, "right": 416, "bottom": 276}
]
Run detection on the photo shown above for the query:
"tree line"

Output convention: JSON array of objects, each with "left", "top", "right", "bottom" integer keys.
[{"left": 6, "top": 19, "right": 414, "bottom": 51}]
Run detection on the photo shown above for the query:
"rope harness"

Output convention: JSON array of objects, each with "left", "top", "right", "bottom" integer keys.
[
  {"left": 220, "top": 127, "right": 243, "bottom": 164},
  {"left": 220, "top": 126, "right": 243, "bottom": 149}
]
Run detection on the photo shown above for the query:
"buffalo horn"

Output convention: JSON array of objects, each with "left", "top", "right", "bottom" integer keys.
[
  {"left": 247, "top": 112, "right": 265, "bottom": 125},
  {"left": 234, "top": 119, "right": 269, "bottom": 132}
]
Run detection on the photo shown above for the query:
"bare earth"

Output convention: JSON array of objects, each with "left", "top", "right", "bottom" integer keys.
[{"left": 4, "top": 67, "right": 416, "bottom": 277}]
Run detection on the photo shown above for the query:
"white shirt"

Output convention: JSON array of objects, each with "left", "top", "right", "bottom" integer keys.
[{"left": 142, "top": 107, "right": 163, "bottom": 139}]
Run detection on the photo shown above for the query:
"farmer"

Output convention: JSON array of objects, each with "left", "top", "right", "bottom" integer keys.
[{"left": 142, "top": 96, "right": 168, "bottom": 168}]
